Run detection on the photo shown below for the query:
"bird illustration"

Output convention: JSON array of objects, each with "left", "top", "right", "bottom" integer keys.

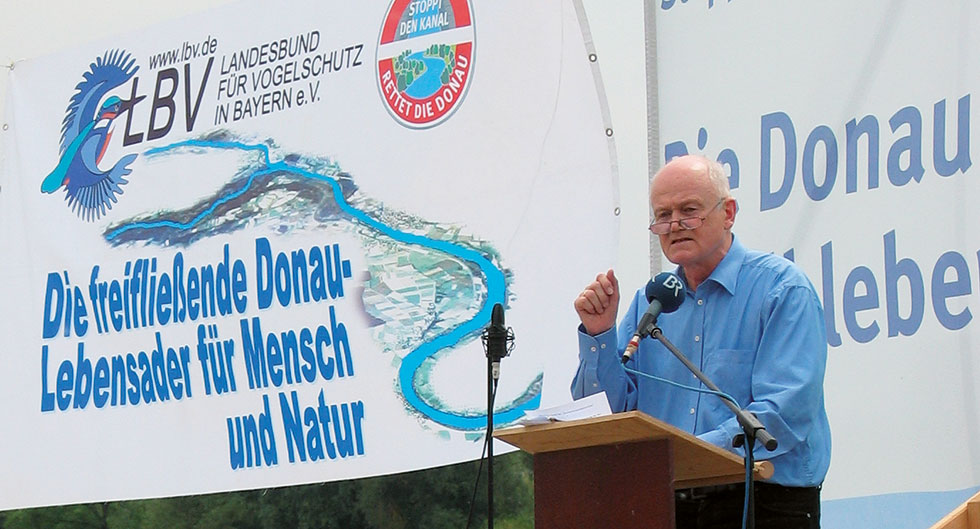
[{"left": 41, "top": 50, "right": 139, "bottom": 221}]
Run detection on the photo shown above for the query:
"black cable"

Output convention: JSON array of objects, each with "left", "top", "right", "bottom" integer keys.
[{"left": 463, "top": 379, "right": 498, "bottom": 529}]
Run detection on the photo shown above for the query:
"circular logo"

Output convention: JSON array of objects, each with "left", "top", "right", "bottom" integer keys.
[{"left": 376, "top": 0, "right": 475, "bottom": 128}]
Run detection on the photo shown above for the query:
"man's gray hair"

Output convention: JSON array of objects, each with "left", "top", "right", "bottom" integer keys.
[{"left": 703, "top": 157, "right": 731, "bottom": 200}]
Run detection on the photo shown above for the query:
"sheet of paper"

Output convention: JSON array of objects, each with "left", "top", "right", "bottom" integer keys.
[{"left": 518, "top": 392, "right": 612, "bottom": 425}]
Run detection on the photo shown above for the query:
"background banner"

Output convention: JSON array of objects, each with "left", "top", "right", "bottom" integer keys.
[
  {"left": 654, "top": 1, "right": 980, "bottom": 526},
  {"left": 10, "top": 1, "right": 978, "bottom": 526},
  {"left": 0, "top": 0, "right": 618, "bottom": 509}
]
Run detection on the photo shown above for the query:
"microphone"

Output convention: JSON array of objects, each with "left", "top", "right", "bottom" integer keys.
[
  {"left": 483, "top": 303, "right": 513, "bottom": 380},
  {"left": 621, "top": 272, "right": 684, "bottom": 364}
]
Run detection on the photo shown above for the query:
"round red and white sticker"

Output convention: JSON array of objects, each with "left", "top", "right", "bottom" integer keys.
[{"left": 376, "top": 0, "right": 475, "bottom": 128}]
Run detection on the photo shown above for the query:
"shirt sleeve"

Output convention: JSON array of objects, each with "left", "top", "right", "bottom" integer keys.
[
  {"left": 697, "top": 283, "right": 829, "bottom": 459},
  {"left": 570, "top": 292, "right": 643, "bottom": 412}
]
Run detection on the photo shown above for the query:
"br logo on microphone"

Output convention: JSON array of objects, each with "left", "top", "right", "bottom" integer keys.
[
  {"left": 376, "top": 0, "right": 475, "bottom": 128},
  {"left": 661, "top": 273, "right": 684, "bottom": 297}
]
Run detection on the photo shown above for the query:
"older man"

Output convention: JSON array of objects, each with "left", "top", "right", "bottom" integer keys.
[{"left": 571, "top": 154, "right": 831, "bottom": 529}]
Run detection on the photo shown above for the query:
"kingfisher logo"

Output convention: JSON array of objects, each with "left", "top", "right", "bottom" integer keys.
[
  {"left": 41, "top": 50, "right": 140, "bottom": 221},
  {"left": 41, "top": 45, "right": 214, "bottom": 221},
  {"left": 376, "top": 0, "right": 475, "bottom": 128}
]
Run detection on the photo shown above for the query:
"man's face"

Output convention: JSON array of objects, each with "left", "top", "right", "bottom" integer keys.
[{"left": 650, "top": 159, "right": 733, "bottom": 270}]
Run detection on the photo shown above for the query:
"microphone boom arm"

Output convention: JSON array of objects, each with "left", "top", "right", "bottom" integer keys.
[{"left": 649, "top": 327, "right": 778, "bottom": 452}]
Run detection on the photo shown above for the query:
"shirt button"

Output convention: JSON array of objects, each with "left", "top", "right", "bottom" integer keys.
[
  {"left": 694, "top": 335, "right": 700, "bottom": 342},
  {"left": 697, "top": 299, "right": 704, "bottom": 306},
  {"left": 600, "top": 343, "right": 606, "bottom": 349},
  {"left": 590, "top": 346, "right": 597, "bottom": 352},
  {"left": 592, "top": 383, "right": 598, "bottom": 388},
  {"left": 689, "top": 408, "right": 696, "bottom": 415}
]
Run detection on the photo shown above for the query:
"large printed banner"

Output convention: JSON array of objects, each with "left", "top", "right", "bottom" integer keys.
[
  {"left": 655, "top": 1, "right": 980, "bottom": 527},
  {"left": 0, "top": 0, "right": 617, "bottom": 509}
]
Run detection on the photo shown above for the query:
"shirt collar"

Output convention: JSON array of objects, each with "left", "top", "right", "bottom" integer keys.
[{"left": 675, "top": 234, "right": 744, "bottom": 296}]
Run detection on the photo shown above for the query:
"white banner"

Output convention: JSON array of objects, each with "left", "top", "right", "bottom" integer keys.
[
  {"left": 655, "top": 1, "right": 980, "bottom": 527},
  {"left": 0, "top": 0, "right": 618, "bottom": 509}
]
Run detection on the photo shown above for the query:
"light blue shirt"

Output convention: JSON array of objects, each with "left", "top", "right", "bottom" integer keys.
[{"left": 571, "top": 236, "right": 831, "bottom": 487}]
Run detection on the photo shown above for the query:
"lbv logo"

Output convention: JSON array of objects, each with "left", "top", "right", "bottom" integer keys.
[{"left": 41, "top": 48, "right": 213, "bottom": 221}]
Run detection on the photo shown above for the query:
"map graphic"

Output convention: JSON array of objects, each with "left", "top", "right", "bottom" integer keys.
[{"left": 103, "top": 130, "right": 542, "bottom": 430}]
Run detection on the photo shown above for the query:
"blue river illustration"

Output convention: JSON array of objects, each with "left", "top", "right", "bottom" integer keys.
[
  {"left": 404, "top": 52, "right": 446, "bottom": 99},
  {"left": 103, "top": 132, "right": 542, "bottom": 431}
]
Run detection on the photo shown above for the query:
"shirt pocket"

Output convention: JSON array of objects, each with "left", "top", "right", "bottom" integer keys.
[{"left": 703, "top": 348, "right": 755, "bottom": 408}]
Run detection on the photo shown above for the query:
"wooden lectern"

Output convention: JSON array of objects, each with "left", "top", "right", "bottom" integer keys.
[{"left": 494, "top": 411, "right": 774, "bottom": 529}]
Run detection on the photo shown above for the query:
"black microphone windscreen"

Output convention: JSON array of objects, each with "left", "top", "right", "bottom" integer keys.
[{"left": 491, "top": 302, "right": 505, "bottom": 328}]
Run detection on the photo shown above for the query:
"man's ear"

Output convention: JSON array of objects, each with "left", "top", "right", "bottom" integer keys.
[{"left": 724, "top": 198, "right": 737, "bottom": 229}]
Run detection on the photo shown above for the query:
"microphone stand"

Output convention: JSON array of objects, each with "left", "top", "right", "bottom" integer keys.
[
  {"left": 487, "top": 350, "right": 496, "bottom": 529},
  {"left": 483, "top": 304, "right": 511, "bottom": 529},
  {"left": 648, "top": 326, "right": 777, "bottom": 529}
]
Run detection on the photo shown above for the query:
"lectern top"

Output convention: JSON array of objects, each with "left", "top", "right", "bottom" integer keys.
[{"left": 494, "top": 410, "right": 773, "bottom": 488}]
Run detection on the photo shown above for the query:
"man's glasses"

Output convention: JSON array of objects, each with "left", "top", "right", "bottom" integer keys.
[{"left": 649, "top": 199, "right": 725, "bottom": 235}]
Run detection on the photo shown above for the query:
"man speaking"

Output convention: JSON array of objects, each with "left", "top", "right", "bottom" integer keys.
[{"left": 571, "top": 155, "right": 831, "bottom": 529}]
